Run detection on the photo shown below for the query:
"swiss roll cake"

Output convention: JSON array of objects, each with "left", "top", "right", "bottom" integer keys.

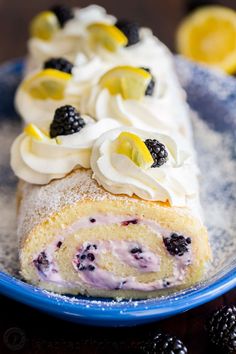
[
  {"left": 17, "top": 167, "right": 210, "bottom": 298},
  {"left": 10, "top": 4, "right": 211, "bottom": 299}
]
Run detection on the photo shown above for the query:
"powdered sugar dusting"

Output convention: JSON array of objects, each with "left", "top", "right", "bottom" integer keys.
[
  {"left": 192, "top": 113, "right": 236, "bottom": 270},
  {"left": 0, "top": 122, "right": 20, "bottom": 276},
  {"left": 0, "top": 110, "right": 235, "bottom": 297},
  {"left": 17, "top": 168, "right": 141, "bottom": 243}
]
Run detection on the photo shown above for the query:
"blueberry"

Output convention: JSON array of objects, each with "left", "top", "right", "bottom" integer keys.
[
  {"left": 87, "top": 253, "right": 95, "bottom": 262},
  {"left": 130, "top": 247, "right": 142, "bottom": 254},
  {"left": 57, "top": 241, "right": 62, "bottom": 248},
  {"left": 89, "top": 218, "right": 96, "bottom": 223},
  {"left": 88, "top": 265, "right": 95, "bottom": 271},
  {"left": 77, "top": 264, "right": 86, "bottom": 271},
  {"left": 33, "top": 251, "right": 49, "bottom": 273}
]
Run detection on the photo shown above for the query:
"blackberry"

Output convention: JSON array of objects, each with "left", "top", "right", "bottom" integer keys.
[
  {"left": 142, "top": 333, "right": 188, "bottom": 354},
  {"left": 144, "top": 139, "right": 168, "bottom": 167},
  {"left": 130, "top": 247, "right": 142, "bottom": 254},
  {"left": 206, "top": 305, "right": 236, "bottom": 353},
  {"left": 115, "top": 20, "right": 140, "bottom": 47},
  {"left": 50, "top": 4, "right": 74, "bottom": 27},
  {"left": 50, "top": 105, "right": 85, "bottom": 138},
  {"left": 141, "top": 67, "right": 156, "bottom": 96},
  {"left": 163, "top": 233, "right": 191, "bottom": 257},
  {"left": 44, "top": 57, "right": 73, "bottom": 74}
]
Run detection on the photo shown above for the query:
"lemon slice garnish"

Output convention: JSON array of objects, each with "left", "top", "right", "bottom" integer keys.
[
  {"left": 30, "top": 11, "right": 60, "bottom": 41},
  {"left": 176, "top": 6, "right": 236, "bottom": 73},
  {"left": 115, "top": 132, "right": 154, "bottom": 169},
  {"left": 87, "top": 22, "right": 128, "bottom": 52},
  {"left": 99, "top": 66, "right": 151, "bottom": 100},
  {"left": 24, "top": 124, "right": 50, "bottom": 141},
  {"left": 21, "top": 69, "right": 72, "bottom": 100}
]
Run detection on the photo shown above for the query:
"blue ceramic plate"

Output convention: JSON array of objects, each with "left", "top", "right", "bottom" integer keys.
[{"left": 0, "top": 58, "right": 235, "bottom": 327}]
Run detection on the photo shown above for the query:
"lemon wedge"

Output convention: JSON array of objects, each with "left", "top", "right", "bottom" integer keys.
[
  {"left": 115, "top": 132, "right": 154, "bottom": 169},
  {"left": 24, "top": 124, "right": 50, "bottom": 141},
  {"left": 176, "top": 6, "right": 236, "bottom": 73},
  {"left": 87, "top": 22, "right": 128, "bottom": 52},
  {"left": 99, "top": 66, "right": 151, "bottom": 100},
  {"left": 21, "top": 69, "right": 72, "bottom": 100},
  {"left": 30, "top": 11, "right": 60, "bottom": 41}
]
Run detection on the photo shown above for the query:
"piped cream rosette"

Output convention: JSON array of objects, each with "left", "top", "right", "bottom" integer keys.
[
  {"left": 15, "top": 63, "right": 103, "bottom": 130},
  {"left": 27, "top": 5, "right": 116, "bottom": 71},
  {"left": 11, "top": 116, "right": 120, "bottom": 185},
  {"left": 91, "top": 127, "right": 199, "bottom": 208},
  {"left": 80, "top": 65, "right": 191, "bottom": 137}
]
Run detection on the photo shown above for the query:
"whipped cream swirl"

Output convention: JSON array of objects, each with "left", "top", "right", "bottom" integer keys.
[
  {"left": 11, "top": 117, "right": 120, "bottom": 185},
  {"left": 27, "top": 5, "right": 116, "bottom": 71},
  {"left": 16, "top": 53, "right": 109, "bottom": 129},
  {"left": 91, "top": 127, "right": 199, "bottom": 207},
  {"left": 80, "top": 84, "right": 189, "bottom": 136}
]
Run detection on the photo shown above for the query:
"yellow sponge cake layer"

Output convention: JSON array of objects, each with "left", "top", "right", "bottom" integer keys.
[{"left": 17, "top": 169, "right": 211, "bottom": 299}]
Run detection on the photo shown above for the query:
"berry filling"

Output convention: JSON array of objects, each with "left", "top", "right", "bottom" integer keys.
[
  {"left": 130, "top": 247, "right": 142, "bottom": 254},
  {"left": 89, "top": 218, "right": 96, "bottom": 223},
  {"left": 121, "top": 219, "right": 139, "bottom": 226},
  {"left": 33, "top": 251, "right": 49, "bottom": 274},
  {"left": 163, "top": 233, "right": 191, "bottom": 256},
  {"left": 34, "top": 216, "right": 193, "bottom": 291},
  {"left": 74, "top": 243, "right": 97, "bottom": 272},
  {"left": 57, "top": 241, "right": 62, "bottom": 248}
]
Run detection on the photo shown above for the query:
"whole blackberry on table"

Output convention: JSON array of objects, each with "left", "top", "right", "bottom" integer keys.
[
  {"left": 141, "top": 67, "right": 156, "bottom": 96},
  {"left": 163, "top": 233, "right": 191, "bottom": 257},
  {"left": 206, "top": 305, "right": 236, "bottom": 353},
  {"left": 44, "top": 57, "right": 73, "bottom": 74},
  {"left": 50, "top": 4, "right": 74, "bottom": 27},
  {"left": 144, "top": 139, "right": 168, "bottom": 167},
  {"left": 115, "top": 20, "right": 140, "bottom": 46},
  {"left": 50, "top": 105, "right": 86, "bottom": 138},
  {"left": 142, "top": 332, "right": 188, "bottom": 354}
]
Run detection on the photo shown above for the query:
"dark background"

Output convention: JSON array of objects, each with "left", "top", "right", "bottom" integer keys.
[
  {"left": 0, "top": 1, "right": 235, "bottom": 353},
  {"left": 0, "top": 0, "right": 236, "bottom": 62}
]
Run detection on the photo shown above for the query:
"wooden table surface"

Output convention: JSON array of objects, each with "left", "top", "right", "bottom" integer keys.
[{"left": 0, "top": 1, "right": 235, "bottom": 353}]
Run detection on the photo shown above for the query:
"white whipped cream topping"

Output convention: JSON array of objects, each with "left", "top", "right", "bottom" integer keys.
[
  {"left": 78, "top": 29, "right": 192, "bottom": 137},
  {"left": 26, "top": 5, "right": 116, "bottom": 72},
  {"left": 80, "top": 85, "right": 189, "bottom": 135},
  {"left": 91, "top": 127, "right": 199, "bottom": 207},
  {"left": 24, "top": 5, "right": 191, "bottom": 140},
  {"left": 11, "top": 117, "right": 120, "bottom": 184},
  {"left": 16, "top": 54, "right": 108, "bottom": 129},
  {"left": 15, "top": 83, "right": 81, "bottom": 130}
]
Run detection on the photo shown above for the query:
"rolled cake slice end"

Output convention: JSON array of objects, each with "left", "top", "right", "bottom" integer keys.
[{"left": 18, "top": 169, "right": 211, "bottom": 299}]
